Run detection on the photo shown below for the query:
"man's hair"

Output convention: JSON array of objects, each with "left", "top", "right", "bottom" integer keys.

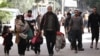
[
  {"left": 67, "top": 12, "right": 71, "bottom": 16},
  {"left": 28, "top": 10, "right": 32, "bottom": 13},
  {"left": 93, "top": 6, "right": 97, "bottom": 9}
]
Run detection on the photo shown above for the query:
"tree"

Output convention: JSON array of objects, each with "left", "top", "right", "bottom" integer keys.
[
  {"left": 0, "top": 0, "right": 12, "bottom": 33},
  {"left": 35, "top": 0, "right": 41, "bottom": 3},
  {"left": 0, "top": 11, "right": 12, "bottom": 23},
  {"left": 0, "top": 0, "right": 12, "bottom": 24},
  {"left": 9, "top": 0, "right": 35, "bottom": 12}
]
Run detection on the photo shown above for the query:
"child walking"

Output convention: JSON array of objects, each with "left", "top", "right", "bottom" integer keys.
[
  {"left": 31, "top": 30, "right": 43, "bottom": 56},
  {"left": 2, "top": 26, "right": 13, "bottom": 56}
]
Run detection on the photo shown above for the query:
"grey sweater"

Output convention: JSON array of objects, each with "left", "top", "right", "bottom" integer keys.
[{"left": 69, "top": 16, "right": 83, "bottom": 31}]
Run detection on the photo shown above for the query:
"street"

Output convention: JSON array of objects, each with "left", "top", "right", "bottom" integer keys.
[
  {"left": 0, "top": 30, "right": 100, "bottom": 56},
  {"left": 0, "top": 0, "right": 100, "bottom": 56}
]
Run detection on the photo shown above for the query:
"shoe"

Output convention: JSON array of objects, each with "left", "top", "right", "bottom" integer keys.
[
  {"left": 95, "top": 48, "right": 99, "bottom": 50},
  {"left": 78, "top": 48, "right": 84, "bottom": 51},
  {"left": 90, "top": 45, "right": 93, "bottom": 49},
  {"left": 19, "top": 54, "right": 25, "bottom": 56}
]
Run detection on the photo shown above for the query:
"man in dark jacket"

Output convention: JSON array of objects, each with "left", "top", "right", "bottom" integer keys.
[
  {"left": 40, "top": 6, "right": 60, "bottom": 56},
  {"left": 88, "top": 7, "right": 100, "bottom": 50},
  {"left": 24, "top": 10, "right": 35, "bottom": 51}
]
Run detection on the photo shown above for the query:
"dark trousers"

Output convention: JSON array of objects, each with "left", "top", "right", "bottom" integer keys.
[
  {"left": 4, "top": 42, "right": 13, "bottom": 54},
  {"left": 34, "top": 44, "right": 40, "bottom": 54},
  {"left": 26, "top": 39, "right": 33, "bottom": 50},
  {"left": 4, "top": 45, "right": 11, "bottom": 54},
  {"left": 91, "top": 28, "right": 99, "bottom": 42},
  {"left": 18, "top": 38, "right": 27, "bottom": 55},
  {"left": 71, "top": 30, "right": 83, "bottom": 50},
  {"left": 45, "top": 31, "right": 56, "bottom": 54},
  {"left": 68, "top": 30, "right": 73, "bottom": 43}
]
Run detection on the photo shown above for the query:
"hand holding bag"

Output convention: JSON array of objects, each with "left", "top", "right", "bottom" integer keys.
[{"left": 31, "top": 32, "right": 43, "bottom": 45}]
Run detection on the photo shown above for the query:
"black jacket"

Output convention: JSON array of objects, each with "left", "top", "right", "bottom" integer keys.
[
  {"left": 2, "top": 32, "right": 13, "bottom": 46},
  {"left": 88, "top": 13, "right": 100, "bottom": 28},
  {"left": 40, "top": 12, "right": 60, "bottom": 32},
  {"left": 64, "top": 17, "right": 71, "bottom": 28}
]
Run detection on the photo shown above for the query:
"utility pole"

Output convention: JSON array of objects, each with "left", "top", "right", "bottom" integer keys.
[{"left": 61, "top": 0, "right": 65, "bottom": 15}]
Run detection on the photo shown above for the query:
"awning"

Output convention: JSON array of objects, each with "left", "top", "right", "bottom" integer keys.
[{"left": 64, "top": 0, "right": 77, "bottom": 7}]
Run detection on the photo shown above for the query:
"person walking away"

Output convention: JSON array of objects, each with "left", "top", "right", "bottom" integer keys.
[
  {"left": 2, "top": 26, "right": 13, "bottom": 56},
  {"left": 64, "top": 12, "right": 73, "bottom": 49},
  {"left": 36, "top": 14, "right": 42, "bottom": 30},
  {"left": 24, "top": 10, "right": 35, "bottom": 51},
  {"left": 88, "top": 7, "right": 100, "bottom": 50},
  {"left": 57, "top": 11, "right": 63, "bottom": 22},
  {"left": 40, "top": 6, "right": 60, "bottom": 56},
  {"left": 15, "top": 15, "right": 29, "bottom": 56},
  {"left": 59, "top": 17, "right": 65, "bottom": 34},
  {"left": 68, "top": 10, "right": 84, "bottom": 53},
  {"left": 83, "top": 11, "right": 89, "bottom": 28}
]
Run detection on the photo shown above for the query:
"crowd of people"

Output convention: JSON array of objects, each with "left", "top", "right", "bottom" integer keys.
[{"left": 1, "top": 6, "right": 100, "bottom": 56}]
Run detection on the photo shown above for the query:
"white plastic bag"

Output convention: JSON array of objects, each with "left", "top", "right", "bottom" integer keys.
[{"left": 55, "top": 32, "right": 66, "bottom": 52}]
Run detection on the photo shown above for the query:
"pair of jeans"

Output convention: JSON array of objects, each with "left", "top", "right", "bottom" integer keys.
[{"left": 45, "top": 31, "right": 56, "bottom": 54}]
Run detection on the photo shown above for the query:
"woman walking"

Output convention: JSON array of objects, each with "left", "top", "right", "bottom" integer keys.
[{"left": 15, "top": 15, "right": 29, "bottom": 56}]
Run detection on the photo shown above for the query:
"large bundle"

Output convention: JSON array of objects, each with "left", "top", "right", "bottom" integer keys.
[{"left": 55, "top": 32, "right": 66, "bottom": 52}]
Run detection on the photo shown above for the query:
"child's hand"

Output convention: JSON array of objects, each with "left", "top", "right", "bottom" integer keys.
[{"left": 29, "top": 40, "right": 32, "bottom": 42}]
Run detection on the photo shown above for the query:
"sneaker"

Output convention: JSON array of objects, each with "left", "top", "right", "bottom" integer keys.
[{"left": 90, "top": 45, "right": 93, "bottom": 49}]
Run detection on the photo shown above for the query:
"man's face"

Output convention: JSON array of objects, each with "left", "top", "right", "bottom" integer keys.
[
  {"left": 93, "top": 8, "right": 97, "bottom": 13},
  {"left": 27, "top": 12, "right": 32, "bottom": 17},
  {"left": 74, "top": 10, "right": 79, "bottom": 16},
  {"left": 47, "top": 6, "right": 52, "bottom": 12}
]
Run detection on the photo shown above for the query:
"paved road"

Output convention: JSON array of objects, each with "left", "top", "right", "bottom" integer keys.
[{"left": 0, "top": 32, "right": 100, "bottom": 56}]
